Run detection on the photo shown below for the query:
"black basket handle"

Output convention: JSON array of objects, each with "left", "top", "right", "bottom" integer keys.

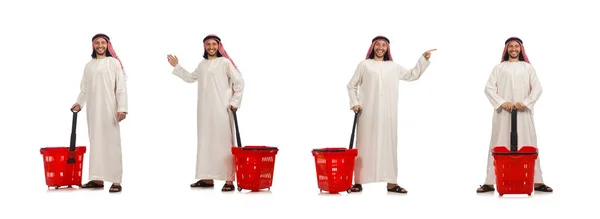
[
  {"left": 231, "top": 108, "right": 242, "bottom": 148},
  {"left": 242, "top": 147, "right": 278, "bottom": 151},
  {"left": 510, "top": 108, "right": 518, "bottom": 152},
  {"left": 67, "top": 107, "right": 79, "bottom": 164},
  {"left": 312, "top": 110, "right": 361, "bottom": 153},
  {"left": 349, "top": 109, "right": 360, "bottom": 149}
]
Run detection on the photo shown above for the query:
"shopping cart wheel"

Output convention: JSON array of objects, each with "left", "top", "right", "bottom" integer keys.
[
  {"left": 54, "top": 185, "right": 59, "bottom": 189},
  {"left": 527, "top": 193, "right": 531, "bottom": 196},
  {"left": 237, "top": 187, "right": 242, "bottom": 191},
  {"left": 347, "top": 188, "right": 352, "bottom": 193}
]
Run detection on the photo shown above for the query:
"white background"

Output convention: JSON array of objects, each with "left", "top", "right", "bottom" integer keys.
[{"left": 1, "top": 0, "right": 598, "bottom": 218}]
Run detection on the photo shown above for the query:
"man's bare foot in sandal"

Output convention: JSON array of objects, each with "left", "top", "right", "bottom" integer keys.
[
  {"left": 477, "top": 184, "right": 495, "bottom": 193},
  {"left": 190, "top": 179, "right": 214, "bottom": 188},
  {"left": 534, "top": 183, "right": 553, "bottom": 192},
  {"left": 109, "top": 183, "right": 122, "bottom": 193},
  {"left": 222, "top": 181, "right": 235, "bottom": 192},
  {"left": 387, "top": 183, "right": 407, "bottom": 193},
  {"left": 81, "top": 180, "right": 104, "bottom": 189},
  {"left": 350, "top": 184, "right": 362, "bottom": 192}
]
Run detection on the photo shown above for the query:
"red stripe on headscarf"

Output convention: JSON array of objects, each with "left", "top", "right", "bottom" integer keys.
[
  {"left": 501, "top": 36, "right": 530, "bottom": 63},
  {"left": 365, "top": 35, "right": 393, "bottom": 61},
  {"left": 204, "top": 34, "right": 239, "bottom": 72}
]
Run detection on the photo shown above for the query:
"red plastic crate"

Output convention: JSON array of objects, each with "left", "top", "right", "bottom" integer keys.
[
  {"left": 232, "top": 146, "right": 278, "bottom": 192},
  {"left": 492, "top": 146, "right": 538, "bottom": 196},
  {"left": 40, "top": 146, "right": 87, "bottom": 189},
  {"left": 312, "top": 148, "right": 358, "bottom": 193}
]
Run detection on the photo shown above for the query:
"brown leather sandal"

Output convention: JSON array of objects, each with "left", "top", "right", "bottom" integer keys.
[
  {"left": 477, "top": 184, "right": 495, "bottom": 193},
  {"left": 222, "top": 183, "right": 235, "bottom": 192}
]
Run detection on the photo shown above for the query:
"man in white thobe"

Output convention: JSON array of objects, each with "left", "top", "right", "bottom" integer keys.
[
  {"left": 347, "top": 36, "right": 436, "bottom": 193},
  {"left": 72, "top": 33, "right": 128, "bottom": 193},
  {"left": 167, "top": 34, "right": 244, "bottom": 192},
  {"left": 477, "top": 36, "right": 553, "bottom": 193}
]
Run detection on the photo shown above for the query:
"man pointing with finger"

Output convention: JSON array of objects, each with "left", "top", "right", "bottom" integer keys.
[{"left": 347, "top": 35, "right": 435, "bottom": 193}]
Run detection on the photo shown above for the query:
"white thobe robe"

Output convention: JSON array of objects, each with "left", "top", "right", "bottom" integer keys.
[
  {"left": 347, "top": 56, "right": 430, "bottom": 184},
  {"left": 483, "top": 61, "right": 544, "bottom": 184},
  {"left": 173, "top": 57, "right": 244, "bottom": 181},
  {"left": 76, "top": 57, "right": 128, "bottom": 184}
]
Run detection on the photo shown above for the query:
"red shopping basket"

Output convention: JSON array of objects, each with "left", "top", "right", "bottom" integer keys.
[
  {"left": 312, "top": 148, "right": 357, "bottom": 193},
  {"left": 232, "top": 146, "right": 278, "bottom": 192},
  {"left": 492, "top": 146, "right": 537, "bottom": 196},
  {"left": 230, "top": 109, "right": 278, "bottom": 192},
  {"left": 40, "top": 109, "right": 87, "bottom": 189},
  {"left": 492, "top": 109, "right": 538, "bottom": 196},
  {"left": 312, "top": 110, "right": 360, "bottom": 193},
  {"left": 40, "top": 146, "right": 86, "bottom": 189}
]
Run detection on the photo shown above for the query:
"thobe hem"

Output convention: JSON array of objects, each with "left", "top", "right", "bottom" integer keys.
[
  {"left": 89, "top": 175, "right": 122, "bottom": 184},
  {"left": 195, "top": 174, "right": 235, "bottom": 181},
  {"left": 355, "top": 178, "right": 398, "bottom": 184}
]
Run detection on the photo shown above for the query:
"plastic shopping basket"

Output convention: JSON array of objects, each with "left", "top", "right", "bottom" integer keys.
[
  {"left": 492, "top": 109, "right": 538, "bottom": 196},
  {"left": 312, "top": 110, "right": 360, "bottom": 193},
  {"left": 230, "top": 109, "right": 278, "bottom": 192},
  {"left": 40, "top": 109, "right": 87, "bottom": 189}
]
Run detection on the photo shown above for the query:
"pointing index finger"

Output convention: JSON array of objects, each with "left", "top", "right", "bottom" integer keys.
[{"left": 426, "top": 49, "right": 437, "bottom": 52}]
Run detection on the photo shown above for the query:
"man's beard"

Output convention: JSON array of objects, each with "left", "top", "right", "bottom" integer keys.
[{"left": 95, "top": 48, "right": 106, "bottom": 56}]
